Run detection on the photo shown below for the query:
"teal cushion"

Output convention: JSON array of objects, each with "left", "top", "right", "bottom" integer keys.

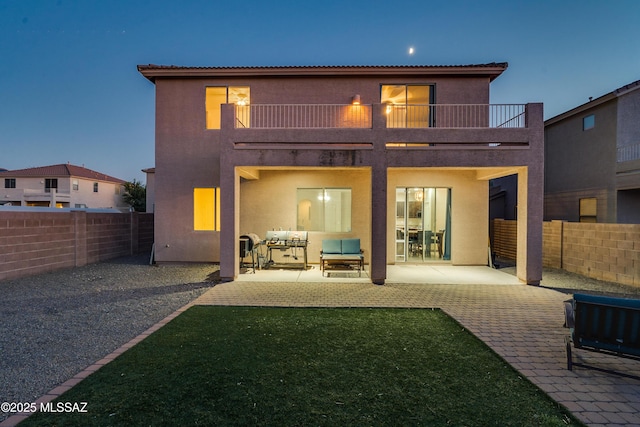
[
  {"left": 574, "top": 293, "right": 640, "bottom": 310},
  {"left": 341, "top": 238, "right": 360, "bottom": 254},
  {"left": 322, "top": 239, "right": 342, "bottom": 254}
]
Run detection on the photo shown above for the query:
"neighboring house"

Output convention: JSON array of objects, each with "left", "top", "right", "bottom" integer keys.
[
  {"left": 489, "top": 174, "right": 518, "bottom": 221},
  {"left": 142, "top": 167, "right": 155, "bottom": 213},
  {"left": 0, "top": 163, "right": 126, "bottom": 209},
  {"left": 138, "top": 63, "right": 544, "bottom": 285},
  {"left": 545, "top": 79, "right": 640, "bottom": 223}
]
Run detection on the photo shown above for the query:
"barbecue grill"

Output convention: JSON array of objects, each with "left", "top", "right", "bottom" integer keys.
[
  {"left": 264, "top": 230, "right": 308, "bottom": 269},
  {"left": 240, "top": 233, "right": 262, "bottom": 273}
]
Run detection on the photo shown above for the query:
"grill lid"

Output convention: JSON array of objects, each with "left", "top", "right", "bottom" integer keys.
[{"left": 265, "top": 230, "right": 308, "bottom": 243}]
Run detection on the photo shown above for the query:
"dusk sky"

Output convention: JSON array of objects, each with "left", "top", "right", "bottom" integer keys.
[{"left": 1, "top": 0, "right": 639, "bottom": 183}]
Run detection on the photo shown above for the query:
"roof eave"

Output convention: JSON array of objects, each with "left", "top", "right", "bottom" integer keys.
[
  {"left": 545, "top": 79, "right": 640, "bottom": 126},
  {"left": 137, "top": 63, "right": 508, "bottom": 83}
]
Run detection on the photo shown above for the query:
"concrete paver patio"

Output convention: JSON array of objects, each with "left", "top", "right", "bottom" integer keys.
[{"left": 197, "top": 271, "right": 640, "bottom": 427}]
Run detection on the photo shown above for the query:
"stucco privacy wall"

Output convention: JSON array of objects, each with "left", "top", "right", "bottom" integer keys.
[
  {"left": 0, "top": 211, "right": 153, "bottom": 281},
  {"left": 492, "top": 219, "right": 640, "bottom": 287}
]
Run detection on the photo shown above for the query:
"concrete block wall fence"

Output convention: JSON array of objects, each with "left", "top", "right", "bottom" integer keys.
[
  {"left": 0, "top": 211, "right": 154, "bottom": 281},
  {"left": 493, "top": 219, "right": 640, "bottom": 287}
]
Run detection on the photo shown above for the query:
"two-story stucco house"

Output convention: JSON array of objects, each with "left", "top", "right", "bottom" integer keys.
[
  {"left": 545, "top": 79, "right": 640, "bottom": 223},
  {"left": 138, "top": 63, "right": 544, "bottom": 285},
  {"left": 0, "top": 163, "right": 126, "bottom": 209}
]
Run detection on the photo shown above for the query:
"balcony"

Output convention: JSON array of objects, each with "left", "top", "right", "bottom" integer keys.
[
  {"left": 222, "top": 103, "right": 541, "bottom": 153},
  {"left": 235, "top": 104, "right": 526, "bottom": 129},
  {"left": 618, "top": 142, "right": 640, "bottom": 163},
  {"left": 23, "top": 188, "right": 71, "bottom": 201}
]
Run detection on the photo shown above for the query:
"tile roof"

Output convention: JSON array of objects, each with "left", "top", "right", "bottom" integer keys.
[
  {"left": 545, "top": 78, "right": 640, "bottom": 125},
  {"left": 0, "top": 164, "right": 125, "bottom": 184},
  {"left": 138, "top": 63, "right": 509, "bottom": 82}
]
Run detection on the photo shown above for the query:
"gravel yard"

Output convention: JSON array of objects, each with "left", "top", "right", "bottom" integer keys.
[
  {"left": 1, "top": 255, "right": 638, "bottom": 423},
  {"left": 0, "top": 255, "right": 219, "bottom": 421},
  {"left": 501, "top": 265, "right": 640, "bottom": 298}
]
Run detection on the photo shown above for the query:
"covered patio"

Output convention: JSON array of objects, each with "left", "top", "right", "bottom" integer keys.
[{"left": 235, "top": 263, "right": 521, "bottom": 285}]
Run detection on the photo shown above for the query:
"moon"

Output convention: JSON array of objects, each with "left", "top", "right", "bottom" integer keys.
[{"left": 408, "top": 47, "right": 415, "bottom": 55}]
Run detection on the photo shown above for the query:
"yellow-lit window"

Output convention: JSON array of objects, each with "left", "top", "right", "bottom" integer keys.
[
  {"left": 579, "top": 197, "right": 597, "bottom": 223},
  {"left": 205, "top": 86, "right": 250, "bottom": 129},
  {"left": 381, "top": 84, "right": 433, "bottom": 128},
  {"left": 206, "top": 88, "right": 226, "bottom": 129},
  {"left": 194, "top": 188, "right": 221, "bottom": 231}
]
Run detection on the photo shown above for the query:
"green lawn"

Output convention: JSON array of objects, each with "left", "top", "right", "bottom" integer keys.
[{"left": 22, "top": 306, "right": 582, "bottom": 426}]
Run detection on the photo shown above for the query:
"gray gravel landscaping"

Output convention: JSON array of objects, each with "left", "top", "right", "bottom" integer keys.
[{"left": 0, "top": 255, "right": 219, "bottom": 422}]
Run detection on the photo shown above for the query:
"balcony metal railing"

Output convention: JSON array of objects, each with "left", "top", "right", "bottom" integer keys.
[
  {"left": 617, "top": 142, "right": 640, "bottom": 163},
  {"left": 235, "top": 104, "right": 372, "bottom": 129},
  {"left": 235, "top": 104, "right": 526, "bottom": 129},
  {"left": 433, "top": 104, "right": 525, "bottom": 128},
  {"left": 23, "top": 188, "right": 71, "bottom": 198}
]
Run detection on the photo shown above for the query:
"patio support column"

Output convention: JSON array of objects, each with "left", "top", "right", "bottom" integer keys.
[
  {"left": 220, "top": 104, "right": 238, "bottom": 282},
  {"left": 370, "top": 104, "right": 387, "bottom": 285},
  {"left": 517, "top": 103, "right": 544, "bottom": 285}
]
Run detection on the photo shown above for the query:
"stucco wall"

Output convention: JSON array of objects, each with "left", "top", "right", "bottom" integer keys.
[
  {"left": 0, "top": 211, "right": 153, "bottom": 281},
  {"left": 544, "top": 188, "right": 613, "bottom": 223},
  {"left": 239, "top": 169, "right": 371, "bottom": 265},
  {"left": 153, "top": 79, "right": 221, "bottom": 263},
  {"left": 544, "top": 99, "right": 618, "bottom": 222},
  {"left": 151, "top": 75, "right": 494, "bottom": 264},
  {"left": 617, "top": 86, "right": 640, "bottom": 153},
  {"left": 1, "top": 176, "right": 124, "bottom": 209},
  {"left": 236, "top": 168, "right": 491, "bottom": 267},
  {"left": 146, "top": 63, "right": 543, "bottom": 284}
]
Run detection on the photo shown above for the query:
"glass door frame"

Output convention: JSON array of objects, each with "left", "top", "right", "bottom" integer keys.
[{"left": 395, "top": 187, "right": 450, "bottom": 263}]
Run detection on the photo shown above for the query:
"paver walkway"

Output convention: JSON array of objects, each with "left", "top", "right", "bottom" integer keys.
[{"left": 195, "top": 281, "right": 640, "bottom": 427}]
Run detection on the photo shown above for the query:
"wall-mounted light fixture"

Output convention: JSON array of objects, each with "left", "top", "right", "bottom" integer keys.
[{"left": 352, "top": 94, "right": 361, "bottom": 105}]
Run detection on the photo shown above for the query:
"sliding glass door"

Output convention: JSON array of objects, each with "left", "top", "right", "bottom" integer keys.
[
  {"left": 395, "top": 187, "right": 450, "bottom": 262},
  {"left": 381, "top": 85, "right": 433, "bottom": 128}
]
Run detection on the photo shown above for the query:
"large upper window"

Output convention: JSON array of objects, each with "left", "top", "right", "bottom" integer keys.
[
  {"left": 205, "top": 86, "right": 250, "bottom": 129},
  {"left": 194, "top": 187, "right": 221, "bottom": 231},
  {"left": 381, "top": 84, "right": 433, "bottom": 128},
  {"left": 297, "top": 188, "right": 351, "bottom": 232},
  {"left": 4, "top": 178, "right": 16, "bottom": 188}
]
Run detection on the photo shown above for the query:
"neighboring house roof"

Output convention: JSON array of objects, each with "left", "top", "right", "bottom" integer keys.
[
  {"left": 138, "top": 63, "right": 509, "bottom": 82},
  {"left": 545, "top": 79, "right": 640, "bottom": 126},
  {"left": 0, "top": 164, "right": 126, "bottom": 184},
  {"left": 142, "top": 167, "right": 155, "bottom": 173}
]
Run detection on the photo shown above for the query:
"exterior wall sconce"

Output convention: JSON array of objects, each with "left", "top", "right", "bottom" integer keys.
[{"left": 352, "top": 94, "right": 361, "bottom": 105}]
